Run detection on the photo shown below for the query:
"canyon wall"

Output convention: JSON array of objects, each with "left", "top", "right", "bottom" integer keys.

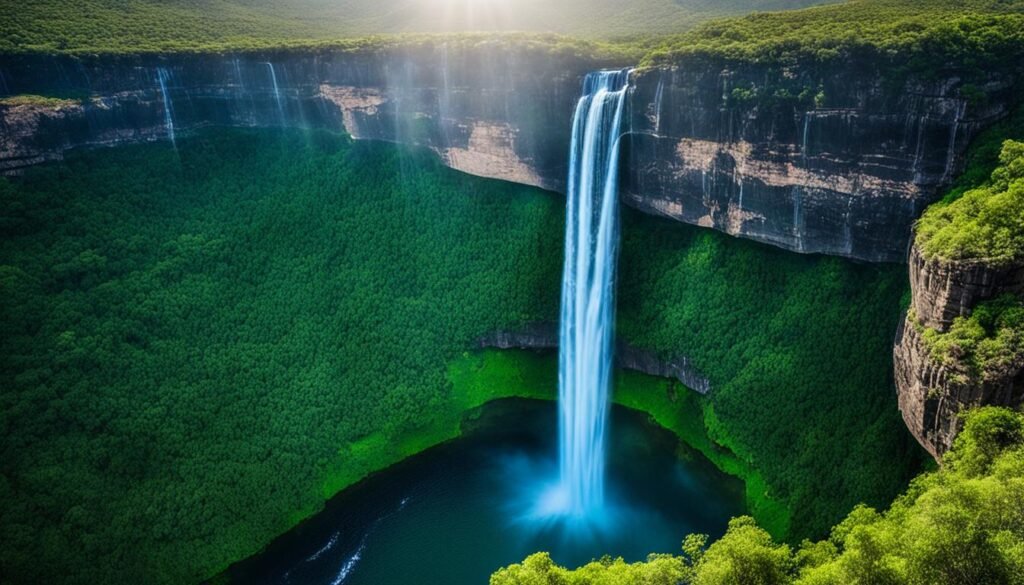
[
  {"left": 1, "top": 46, "right": 1018, "bottom": 262},
  {"left": 895, "top": 246, "right": 1024, "bottom": 459},
  {"left": 626, "top": 65, "right": 1017, "bottom": 262}
]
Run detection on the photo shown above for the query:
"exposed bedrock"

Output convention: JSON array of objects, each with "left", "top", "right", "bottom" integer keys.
[
  {"left": 625, "top": 65, "right": 1019, "bottom": 262},
  {"left": 0, "top": 49, "right": 1019, "bottom": 261},
  {"left": 908, "top": 246, "right": 1024, "bottom": 331},
  {"left": 477, "top": 323, "right": 712, "bottom": 395},
  {"left": 895, "top": 246, "right": 1024, "bottom": 459}
]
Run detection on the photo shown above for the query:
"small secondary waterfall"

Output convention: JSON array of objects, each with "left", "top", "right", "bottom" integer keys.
[
  {"left": 556, "top": 69, "right": 631, "bottom": 517},
  {"left": 156, "top": 68, "right": 176, "bottom": 147},
  {"left": 265, "top": 62, "right": 285, "bottom": 120}
]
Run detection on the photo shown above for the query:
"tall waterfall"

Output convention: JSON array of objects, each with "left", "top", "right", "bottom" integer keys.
[
  {"left": 556, "top": 69, "right": 630, "bottom": 517},
  {"left": 265, "top": 62, "right": 285, "bottom": 120},
  {"left": 156, "top": 68, "right": 176, "bottom": 147}
]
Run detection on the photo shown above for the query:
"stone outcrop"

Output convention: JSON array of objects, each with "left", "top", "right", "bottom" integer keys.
[
  {"left": 477, "top": 323, "right": 712, "bottom": 394},
  {"left": 895, "top": 246, "right": 1024, "bottom": 459},
  {"left": 908, "top": 246, "right": 1024, "bottom": 330},
  {"left": 0, "top": 49, "right": 1020, "bottom": 261}
]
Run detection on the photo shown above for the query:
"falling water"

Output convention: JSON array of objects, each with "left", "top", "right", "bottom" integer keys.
[
  {"left": 801, "top": 113, "right": 811, "bottom": 168},
  {"left": 941, "top": 100, "right": 967, "bottom": 182},
  {"left": 652, "top": 76, "right": 665, "bottom": 134},
  {"left": 554, "top": 69, "right": 631, "bottom": 518},
  {"left": 233, "top": 58, "right": 244, "bottom": 87},
  {"left": 265, "top": 62, "right": 285, "bottom": 120},
  {"left": 156, "top": 68, "right": 176, "bottom": 147}
]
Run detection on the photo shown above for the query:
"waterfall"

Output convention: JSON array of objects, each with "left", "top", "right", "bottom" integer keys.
[
  {"left": 801, "top": 113, "right": 811, "bottom": 168},
  {"left": 233, "top": 58, "right": 244, "bottom": 88},
  {"left": 652, "top": 76, "right": 665, "bottom": 134},
  {"left": 156, "top": 68, "right": 176, "bottom": 147},
  {"left": 942, "top": 100, "right": 967, "bottom": 182},
  {"left": 265, "top": 62, "right": 285, "bottom": 120},
  {"left": 556, "top": 69, "right": 630, "bottom": 517}
]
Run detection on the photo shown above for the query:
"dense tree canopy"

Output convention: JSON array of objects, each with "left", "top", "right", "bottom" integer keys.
[
  {"left": 643, "top": 0, "right": 1024, "bottom": 74},
  {"left": 1, "top": 128, "right": 920, "bottom": 583},
  {"left": 917, "top": 140, "right": 1024, "bottom": 265}
]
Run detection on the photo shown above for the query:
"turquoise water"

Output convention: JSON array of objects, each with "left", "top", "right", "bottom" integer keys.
[{"left": 225, "top": 399, "right": 745, "bottom": 585}]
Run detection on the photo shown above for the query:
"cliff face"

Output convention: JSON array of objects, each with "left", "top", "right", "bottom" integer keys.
[
  {"left": 0, "top": 50, "right": 1019, "bottom": 261},
  {"left": 0, "top": 48, "right": 599, "bottom": 191},
  {"left": 625, "top": 65, "right": 1018, "bottom": 262},
  {"left": 895, "top": 246, "right": 1024, "bottom": 459}
]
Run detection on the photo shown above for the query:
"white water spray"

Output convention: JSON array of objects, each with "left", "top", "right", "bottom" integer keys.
[
  {"left": 554, "top": 69, "right": 631, "bottom": 518},
  {"left": 156, "top": 68, "right": 176, "bottom": 147}
]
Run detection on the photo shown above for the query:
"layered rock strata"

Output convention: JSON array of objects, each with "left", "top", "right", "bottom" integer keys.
[
  {"left": 1, "top": 49, "right": 1019, "bottom": 261},
  {"left": 895, "top": 246, "right": 1024, "bottom": 459}
]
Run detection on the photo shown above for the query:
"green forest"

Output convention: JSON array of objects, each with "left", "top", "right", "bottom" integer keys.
[
  {"left": 492, "top": 406, "right": 1024, "bottom": 585},
  {"left": 917, "top": 140, "right": 1024, "bottom": 264},
  {"left": 0, "top": 128, "right": 922, "bottom": 583},
  {"left": 0, "top": 0, "right": 828, "bottom": 54}
]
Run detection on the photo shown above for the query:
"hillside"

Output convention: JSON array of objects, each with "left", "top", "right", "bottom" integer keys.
[{"left": 0, "top": 0, "right": 832, "bottom": 54}]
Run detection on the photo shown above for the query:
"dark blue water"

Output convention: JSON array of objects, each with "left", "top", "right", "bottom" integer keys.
[{"left": 225, "top": 399, "right": 745, "bottom": 585}]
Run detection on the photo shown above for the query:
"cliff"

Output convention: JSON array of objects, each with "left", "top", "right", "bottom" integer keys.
[
  {"left": 477, "top": 323, "right": 712, "bottom": 394},
  {"left": 626, "top": 65, "right": 1017, "bottom": 262},
  {"left": 895, "top": 246, "right": 1024, "bottom": 459},
  {"left": 1, "top": 47, "right": 1019, "bottom": 262}
]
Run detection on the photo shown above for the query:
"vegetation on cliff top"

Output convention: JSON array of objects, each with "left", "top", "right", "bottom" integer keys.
[
  {"left": 922, "top": 295, "right": 1024, "bottom": 384},
  {"left": 0, "top": 0, "right": 827, "bottom": 55},
  {"left": 642, "top": 0, "right": 1024, "bottom": 74},
  {"left": 1, "top": 128, "right": 920, "bottom": 583},
  {"left": 2, "top": 0, "right": 1022, "bottom": 77},
  {"left": 492, "top": 406, "right": 1024, "bottom": 585},
  {"left": 916, "top": 140, "right": 1024, "bottom": 265}
]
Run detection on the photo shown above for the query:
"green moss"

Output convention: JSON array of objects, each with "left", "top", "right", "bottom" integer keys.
[
  {"left": 0, "top": 94, "right": 81, "bottom": 107},
  {"left": 916, "top": 140, "right": 1024, "bottom": 264}
]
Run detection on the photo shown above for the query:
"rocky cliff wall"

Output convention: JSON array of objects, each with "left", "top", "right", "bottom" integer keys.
[
  {"left": 625, "top": 64, "right": 1019, "bottom": 262},
  {"left": 477, "top": 323, "right": 712, "bottom": 394},
  {"left": 0, "top": 49, "right": 1019, "bottom": 261},
  {"left": 895, "top": 246, "right": 1024, "bottom": 459}
]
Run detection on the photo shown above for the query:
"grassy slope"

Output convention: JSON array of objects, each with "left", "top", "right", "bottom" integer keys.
[{"left": 0, "top": 0, "right": 831, "bottom": 54}]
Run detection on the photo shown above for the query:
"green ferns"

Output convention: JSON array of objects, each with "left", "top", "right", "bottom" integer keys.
[
  {"left": 917, "top": 140, "right": 1024, "bottom": 265},
  {"left": 492, "top": 406, "right": 1024, "bottom": 585}
]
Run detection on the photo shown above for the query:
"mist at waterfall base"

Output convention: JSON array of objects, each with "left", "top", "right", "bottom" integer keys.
[{"left": 225, "top": 400, "right": 745, "bottom": 585}]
